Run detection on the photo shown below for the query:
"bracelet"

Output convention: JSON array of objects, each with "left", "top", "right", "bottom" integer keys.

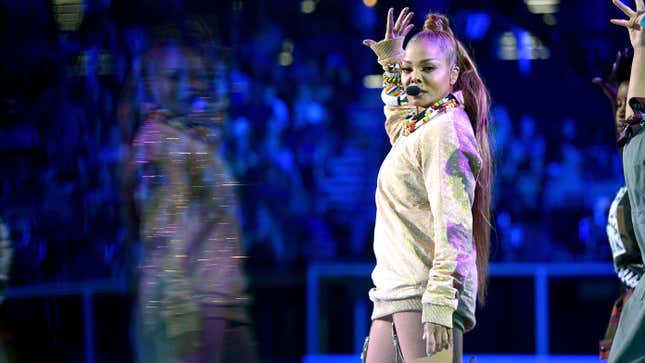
[
  {"left": 383, "top": 72, "right": 401, "bottom": 86},
  {"left": 383, "top": 63, "right": 400, "bottom": 73}
]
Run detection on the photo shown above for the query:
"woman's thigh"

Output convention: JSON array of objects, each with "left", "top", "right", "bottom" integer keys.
[
  {"left": 392, "top": 311, "right": 425, "bottom": 362},
  {"left": 366, "top": 317, "right": 396, "bottom": 363}
]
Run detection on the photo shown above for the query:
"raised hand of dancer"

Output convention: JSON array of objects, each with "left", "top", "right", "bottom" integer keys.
[
  {"left": 592, "top": 48, "right": 631, "bottom": 107},
  {"left": 611, "top": 0, "right": 645, "bottom": 49},
  {"left": 423, "top": 322, "right": 452, "bottom": 355},
  {"left": 362, "top": 7, "right": 414, "bottom": 47},
  {"left": 611, "top": 0, "right": 645, "bottom": 120}
]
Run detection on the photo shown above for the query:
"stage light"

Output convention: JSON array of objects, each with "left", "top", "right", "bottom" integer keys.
[
  {"left": 524, "top": 0, "right": 559, "bottom": 14},
  {"left": 498, "top": 32, "right": 518, "bottom": 60},
  {"left": 464, "top": 11, "right": 491, "bottom": 40},
  {"left": 301, "top": 0, "right": 316, "bottom": 14},
  {"left": 363, "top": 0, "right": 378, "bottom": 7},
  {"left": 497, "top": 31, "right": 550, "bottom": 61},
  {"left": 52, "top": 0, "right": 83, "bottom": 32},
  {"left": 363, "top": 75, "right": 382, "bottom": 89},
  {"left": 279, "top": 52, "right": 293, "bottom": 66}
]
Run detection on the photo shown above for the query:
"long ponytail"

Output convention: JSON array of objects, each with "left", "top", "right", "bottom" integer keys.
[{"left": 414, "top": 13, "right": 493, "bottom": 304}]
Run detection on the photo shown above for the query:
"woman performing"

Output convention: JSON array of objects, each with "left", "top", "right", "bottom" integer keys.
[
  {"left": 362, "top": 7, "right": 492, "bottom": 363},
  {"left": 606, "top": 0, "right": 645, "bottom": 362}
]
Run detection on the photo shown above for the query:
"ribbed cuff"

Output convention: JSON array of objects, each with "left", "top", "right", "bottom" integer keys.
[
  {"left": 422, "top": 304, "right": 454, "bottom": 329},
  {"left": 367, "top": 38, "right": 404, "bottom": 68},
  {"left": 371, "top": 297, "right": 422, "bottom": 320}
]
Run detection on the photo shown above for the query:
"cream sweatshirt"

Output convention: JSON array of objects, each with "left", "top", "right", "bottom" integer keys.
[{"left": 367, "top": 38, "right": 482, "bottom": 330}]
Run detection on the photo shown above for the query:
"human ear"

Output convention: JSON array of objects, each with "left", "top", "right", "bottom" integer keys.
[{"left": 450, "top": 65, "right": 460, "bottom": 86}]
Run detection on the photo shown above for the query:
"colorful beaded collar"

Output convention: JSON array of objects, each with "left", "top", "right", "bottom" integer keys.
[
  {"left": 403, "top": 94, "right": 460, "bottom": 136},
  {"left": 144, "top": 103, "right": 221, "bottom": 143}
]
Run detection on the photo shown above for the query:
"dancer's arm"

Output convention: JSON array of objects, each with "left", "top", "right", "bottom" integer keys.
[
  {"left": 364, "top": 7, "right": 417, "bottom": 144},
  {"left": 420, "top": 113, "right": 481, "bottom": 353},
  {"left": 610, "top": 0, "right": 645, "bottom": 119}
]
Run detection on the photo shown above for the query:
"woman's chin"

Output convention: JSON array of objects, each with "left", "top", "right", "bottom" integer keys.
[{"left": 408, "top": 98, "right": 431, "bottom": 108}]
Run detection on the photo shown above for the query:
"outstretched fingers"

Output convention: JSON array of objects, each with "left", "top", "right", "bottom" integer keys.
[
  {"left": 399, "top": 11, "right": 415, "bottom": 36},
  {"left": 613, "top": 0, "right": 636, "bottom": 17},
  {"left": 592, "top": 77, "right": 619, "bottom": 100},
  {"left": 611, "top": 18, "right": 631, "bottom": 28},
  {"left": 401, "top": 24, "right": 415, "bottom": 38},
  {"left": 362, "top": 39, "right": 377, "bottom": 47},
  {"left": 393, "top": 7, "right": 409, "bottom": 33},
  {"left": 385, "top": 7, "right": 394, "bottom": 38},
  {"left": 373, "top": 7, "right": 415, "bottom": 45}
]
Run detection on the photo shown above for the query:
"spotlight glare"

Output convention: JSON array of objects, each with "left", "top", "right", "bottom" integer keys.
[
  {"left": 279, "top": 52, "right": 293, "bottom": 66},
  {"left": 301, "top": 0, "right": 316, "bottom": 14},
  {"left": 524, "top": 0, "right": 559, "bottom": 14},
  {"left": 52, "top": 0, "right": 83, "bottom": 32},
  {"left": 363, "top": 0, "right": 378, "bottom": 7},
  {"left": 363, "top": 74, "right": 382, "bottom": 89}
]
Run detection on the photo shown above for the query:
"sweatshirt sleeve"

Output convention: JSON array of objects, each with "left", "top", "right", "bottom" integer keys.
[
  {"left": 418, "top": 112, "right": 481, "bottom": 328},
  {"left": 365, "top": 38, "right": 417, "bottom": 145}
]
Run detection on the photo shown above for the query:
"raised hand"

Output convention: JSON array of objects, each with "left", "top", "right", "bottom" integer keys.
[
  {"left": 363, "top": 7, "right": 414, "bottom": 48},
  {"left": 611, "top": 0, "right": 645, "bottom": 120},
  {"left": 592, "top": 48, "right": 632, "bottom": 108},
  {"left": 610, "top": 0, "right": 645, "bottom": 48}
]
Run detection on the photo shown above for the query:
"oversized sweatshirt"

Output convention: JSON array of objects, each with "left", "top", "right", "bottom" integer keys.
[{"left": 367, "top": 38, "right": 482, "bottom": 330}]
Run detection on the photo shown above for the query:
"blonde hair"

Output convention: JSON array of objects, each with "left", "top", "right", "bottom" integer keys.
[{"left": 411, "top": 13, "right": 493, "bottom": 304}]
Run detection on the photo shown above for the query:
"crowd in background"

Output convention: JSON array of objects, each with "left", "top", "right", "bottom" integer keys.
[
  {"left": 0, "top": 0, "right": 637, "bottom": 361},
  {"left": 0, "top": 0, "right": 631, "bottom": 286}
]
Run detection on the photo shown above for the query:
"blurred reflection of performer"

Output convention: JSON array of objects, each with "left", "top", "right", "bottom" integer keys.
[
  {"left": 0, "top": 217, "right": 13, "bottom": 361},
  {"left": 124, "top": 20, "right": 257, "bottom": 363}
]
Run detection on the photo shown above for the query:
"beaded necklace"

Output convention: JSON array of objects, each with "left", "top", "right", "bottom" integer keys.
[
  {"left": 143, "top": 103, "right": 221, "bottom": 143},
  {"left": 403, "top": 94, "right": 460, "bottom": 136}
]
